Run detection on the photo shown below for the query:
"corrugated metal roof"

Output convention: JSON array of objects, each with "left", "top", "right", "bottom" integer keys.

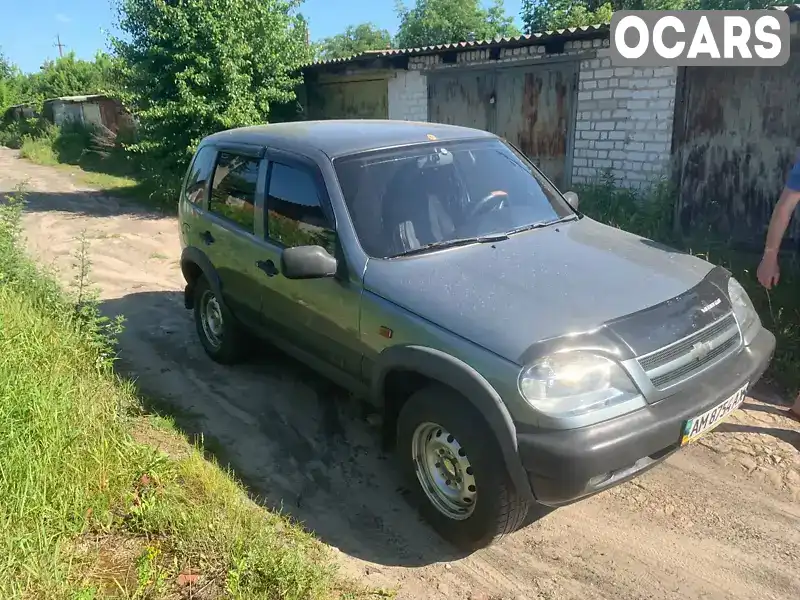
[
  {"left": 305, "top": 22, "right": 610, "bottom": 68},
  {"left": 770, "top": 4, "right": 800, "bottom": 10},
  {"left": 43, "top": 94, "right": 109, "bottom": 104},
  {"left": 770, "top": 4, "right": 800, "bottom": 18},
  {"left": 307, "top": 4, "right": 797, "bottom": 69}
]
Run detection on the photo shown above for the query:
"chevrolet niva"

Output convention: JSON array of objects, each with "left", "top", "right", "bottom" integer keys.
[{"left": 177, "top": 120, "right": 775, "bottom": 551}]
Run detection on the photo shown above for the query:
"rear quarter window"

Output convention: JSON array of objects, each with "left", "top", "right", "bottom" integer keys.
[
  {"left": 208, "top": 152, "right": 260, "bottom": 232},
  {"left": 184, "top": 146, "right": 217, "bottom": 205}
]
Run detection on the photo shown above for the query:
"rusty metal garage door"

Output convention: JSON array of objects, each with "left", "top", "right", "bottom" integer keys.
[
  {"left": 427, "top": 62, "right": 578, "bottom": 189},
  {"left": 427, "top": 71, "right": 494, "bottom": 132},
  {"left": 306, "top": 77, "right": 388, "bottom": 120},
  {"left": 673, "top": 54, "right": 800, "bottom": 246}
]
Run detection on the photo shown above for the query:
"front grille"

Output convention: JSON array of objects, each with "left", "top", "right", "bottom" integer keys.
[{"left": 637, "top": 312, "right": 741, "bottom": 391}]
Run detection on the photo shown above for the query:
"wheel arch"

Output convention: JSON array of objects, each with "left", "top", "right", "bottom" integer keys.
[
  {"left": 372, "top": 345, "right": 534, "bottom": 502},
  {"left": 180, "top": 246, "right": 224, "bottom": 310}
]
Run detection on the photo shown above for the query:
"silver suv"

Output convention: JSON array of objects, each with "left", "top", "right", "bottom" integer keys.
[{"left": 177, "top": 120, "right": 775, "bottom": 551}]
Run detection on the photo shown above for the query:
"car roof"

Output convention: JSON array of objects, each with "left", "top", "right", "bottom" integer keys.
[{"left": 202, "top": 119, "right": 497, "bottom": 158}]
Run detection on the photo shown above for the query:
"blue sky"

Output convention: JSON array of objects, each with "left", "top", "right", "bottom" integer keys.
[{"left": 1, "top": 0, "right": 525, "bottom": 74}]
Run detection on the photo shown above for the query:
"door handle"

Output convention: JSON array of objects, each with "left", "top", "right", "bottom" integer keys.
[
  {"left": 200, "top": 230, "right": 215, "bottom": 245},
  {"left": 256, "top": 259, "right": 279, "bottom": 277}
]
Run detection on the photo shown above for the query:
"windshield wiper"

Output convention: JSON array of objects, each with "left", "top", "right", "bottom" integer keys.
[
  {"left": 505, "top": 215, "right": 579, "bottom": 237},
  {"left": 392, "top": 233, "right": 509, "bottom": 258}
]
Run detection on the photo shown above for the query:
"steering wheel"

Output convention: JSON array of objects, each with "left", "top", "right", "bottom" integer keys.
[{"left": 467, "top": 190, "right": 508, "bottom": 220}]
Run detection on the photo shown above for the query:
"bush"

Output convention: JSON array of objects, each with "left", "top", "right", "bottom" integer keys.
[
  {"left": 19, "top": 135, "right": 58, "bottom": 165},
  {"left": 575, "top": 170, "right": 676, "bottom": 243},
  {"left": 0, "top": 117, "right": 53, "bottom": 149}
]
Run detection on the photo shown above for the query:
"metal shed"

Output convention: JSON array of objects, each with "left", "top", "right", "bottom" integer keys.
[{"left": 42, "top": 94, "right": 134, "bottom": 133}]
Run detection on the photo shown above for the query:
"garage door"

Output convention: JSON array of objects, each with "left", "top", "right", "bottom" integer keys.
[
  {"left": 427, "top": 62, "right": 578, "bottom": 190},
  {"left": 306, "top": 78, "right": 388, "bottom": 120},
  {"left": 673, "top": 56, "right": 800, "bottom": 246}
]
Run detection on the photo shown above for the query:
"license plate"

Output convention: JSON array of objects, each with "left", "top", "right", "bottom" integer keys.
[{"left": 681, "top": 383, "right": 749, "bottom": 446}]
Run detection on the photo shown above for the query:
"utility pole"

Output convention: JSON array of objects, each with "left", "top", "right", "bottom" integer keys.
[{"left": 54, "top": 34, "right": 65, "bottom": 58}]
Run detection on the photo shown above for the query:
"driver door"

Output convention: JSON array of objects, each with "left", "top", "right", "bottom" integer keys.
[{"left": 256, "top": 150, "right": 363, "bottom": 380}]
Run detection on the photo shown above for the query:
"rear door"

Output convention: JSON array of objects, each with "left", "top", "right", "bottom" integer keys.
[
  {"left": 202, "top": 146, "right": 268, "bottom": 328},
  {"left": 256, "top": 149, "right": 363, "bottom": 379}
]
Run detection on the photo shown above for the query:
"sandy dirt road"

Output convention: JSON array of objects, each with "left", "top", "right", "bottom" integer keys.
[{"left": 2, "top": 146, "right": 799, "bottom": 600}]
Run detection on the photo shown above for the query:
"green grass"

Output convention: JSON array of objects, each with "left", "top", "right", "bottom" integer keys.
[
  {"left": 5, "top": 119, "right": 178, "bottom": 213},
  {"left": 19, "top": 135, "right": 59, "bottom": 166},
  {"left": 0, "top": 186, "right": 351, "bottom": 599}
]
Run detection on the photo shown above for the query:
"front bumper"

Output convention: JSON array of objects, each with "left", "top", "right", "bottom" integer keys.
[{"left": 517, "top": 326, "right": 776, "bottom": 507}]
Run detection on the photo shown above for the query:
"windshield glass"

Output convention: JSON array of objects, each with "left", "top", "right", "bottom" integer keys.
[{"left": 333, "top": 137, "right": 575, "bottom": 259}]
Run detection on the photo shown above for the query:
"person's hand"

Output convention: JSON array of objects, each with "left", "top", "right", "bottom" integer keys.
[{"left": 757, "top": 253, "right": 780, "bottom": 289}]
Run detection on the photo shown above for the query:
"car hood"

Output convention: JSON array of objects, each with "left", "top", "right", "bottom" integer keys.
[{"left": 363, "top": 217, "right": 716, "bottom": 363}]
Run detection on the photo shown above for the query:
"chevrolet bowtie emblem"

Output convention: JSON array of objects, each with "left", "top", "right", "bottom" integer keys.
[{"left": 690, "top": 340, "right": 714, "bottom": 361}]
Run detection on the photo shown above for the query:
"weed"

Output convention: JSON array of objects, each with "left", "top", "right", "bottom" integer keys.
[{"left": 132, "top": 544, "right": 169, "bottom": 599}]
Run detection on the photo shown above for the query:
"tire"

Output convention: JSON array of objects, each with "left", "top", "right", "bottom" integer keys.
[
  {"left": 396, "top": 384, "right": 530, "bottom": 551},
  {"left": 193, "top": 275, "right": 246, "bottom": 365}
]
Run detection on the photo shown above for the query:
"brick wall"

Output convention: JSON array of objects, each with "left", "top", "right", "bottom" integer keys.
[
  {"left": 572, "top": 45, "right": 677, "bottom": 189},
  {"left": 388, "top": 70, "right": 428, "bottom": 122}
]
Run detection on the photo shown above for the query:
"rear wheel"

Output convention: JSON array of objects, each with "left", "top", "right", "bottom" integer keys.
[
  {"left": 193, "top": 275, "right": 246, "bottom": 364},
  {"left": 397, "top": 384, "right": 530, "bottom": 551}
]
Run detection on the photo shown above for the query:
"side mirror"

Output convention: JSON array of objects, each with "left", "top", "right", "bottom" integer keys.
[
  {"left": 281, "top": 245, "right": 337, "bottom": 280},
  {"left": 563, "top": 191, "right": 580, "bottom": 211}
]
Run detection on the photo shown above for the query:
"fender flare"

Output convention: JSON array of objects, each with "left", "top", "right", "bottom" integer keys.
[
  {"left": 180, "top": 246, "right": 224, "bottom": 310},
  {"left": 372, "top": 345, "right": 534, "bottom": 502}
]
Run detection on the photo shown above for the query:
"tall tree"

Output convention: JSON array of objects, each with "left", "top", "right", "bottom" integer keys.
[
  {"left": 521, "top": 0, "right": 774, "bottom": 32},
  {"left": 319, "top": 23, "right": 393, "bottom": 60},
  {"left": 395, "top": 0, "right": 521, "bottom": 48},
  {"left": 111, "top": 0, "right": 312, "bottom": 181},
  {"left": 26, "top": 52, "right": 119, "bottom": 102}
]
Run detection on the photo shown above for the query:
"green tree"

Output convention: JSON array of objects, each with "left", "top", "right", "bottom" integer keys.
[
  {"left": 0, "top": 50, "right": 22, "bottom": 112},
  {"left": 521, "top": 0, "right": 773, "bottom": 32},
  {"left": 24, "top": 52, "right": 119, "bottom": 103},
  {"left": 111, "top": 0, "right": 312, "bottom": 182},
  {"left": 395, "top": 0, "right": 521, "bottom": 48},
  {"left": 521, "top": 0, "right": 613, "bottom": 32},
  {"left": 0, "top": 50, "right": 15, "bottom": 81},
  {"left": 319, "top": 22, "right": 393, "bottom": 60}
]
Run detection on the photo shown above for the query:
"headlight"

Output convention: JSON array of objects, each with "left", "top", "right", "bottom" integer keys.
[
  {"left": 518, "top": 351, "right": 642, "bottom": 418},
  {"left": 728, "top": 277, "right": 760, "bottom": 343}
]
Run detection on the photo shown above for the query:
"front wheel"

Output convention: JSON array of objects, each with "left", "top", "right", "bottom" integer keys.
[
  {"left": 396, "top": 384, "right": 530, "bottom": 551},
  {"left": 193, "top": 275, "right": 246, "bottom": 364}
]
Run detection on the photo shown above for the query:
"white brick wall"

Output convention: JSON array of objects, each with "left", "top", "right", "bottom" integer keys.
[
  {"left": 572, "top": 45, "right": 677, "bottom": 189},
  {"left": 388, "top": 70, "right": 428, "bottom": 122}
]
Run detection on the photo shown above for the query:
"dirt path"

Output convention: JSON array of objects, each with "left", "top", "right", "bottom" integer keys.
[{"left": 3, "top": 146, "right": 799, "bottom": 600}]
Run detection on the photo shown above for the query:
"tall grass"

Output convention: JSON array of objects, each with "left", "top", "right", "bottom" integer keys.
[
  {"left": 578, "top": 172, "right": 800, "bottom": 396},
  {"left": 0, "top": 186, "right": 337, "bottom": 598},
  {"left": 4, "top": 118, "right": 178, "bottom": 212}
]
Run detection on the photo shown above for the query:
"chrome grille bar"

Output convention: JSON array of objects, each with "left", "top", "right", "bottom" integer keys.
[{"left": 636, "top": 312, "right": 742, "bottom": 391}]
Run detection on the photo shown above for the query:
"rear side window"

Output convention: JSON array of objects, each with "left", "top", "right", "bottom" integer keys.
[
  {"left": 266, "top": 162, "right": 336, "bottom": 254},
  {"left": 184, "top": 146, "right": 216, "bottom": 205},
  {"left": 209, "top": 152, "right": 261, "bottom": 232}
]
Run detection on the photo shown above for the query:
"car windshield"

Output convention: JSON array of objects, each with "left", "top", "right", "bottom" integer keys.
[{"left": 333, "top": 137, "right": 576, "bottom": 259}]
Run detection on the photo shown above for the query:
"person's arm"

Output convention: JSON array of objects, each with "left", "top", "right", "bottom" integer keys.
[
  {"left": 758, "top": 156, "right": 800, "bottom": 289},
  {"left": 763, "top": 187, "right": 800, "bottom": 256}
]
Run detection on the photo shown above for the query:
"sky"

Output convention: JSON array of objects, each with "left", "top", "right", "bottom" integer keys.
[{"left": 1, "top": 0, "right": 525, "bottom": 74}]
